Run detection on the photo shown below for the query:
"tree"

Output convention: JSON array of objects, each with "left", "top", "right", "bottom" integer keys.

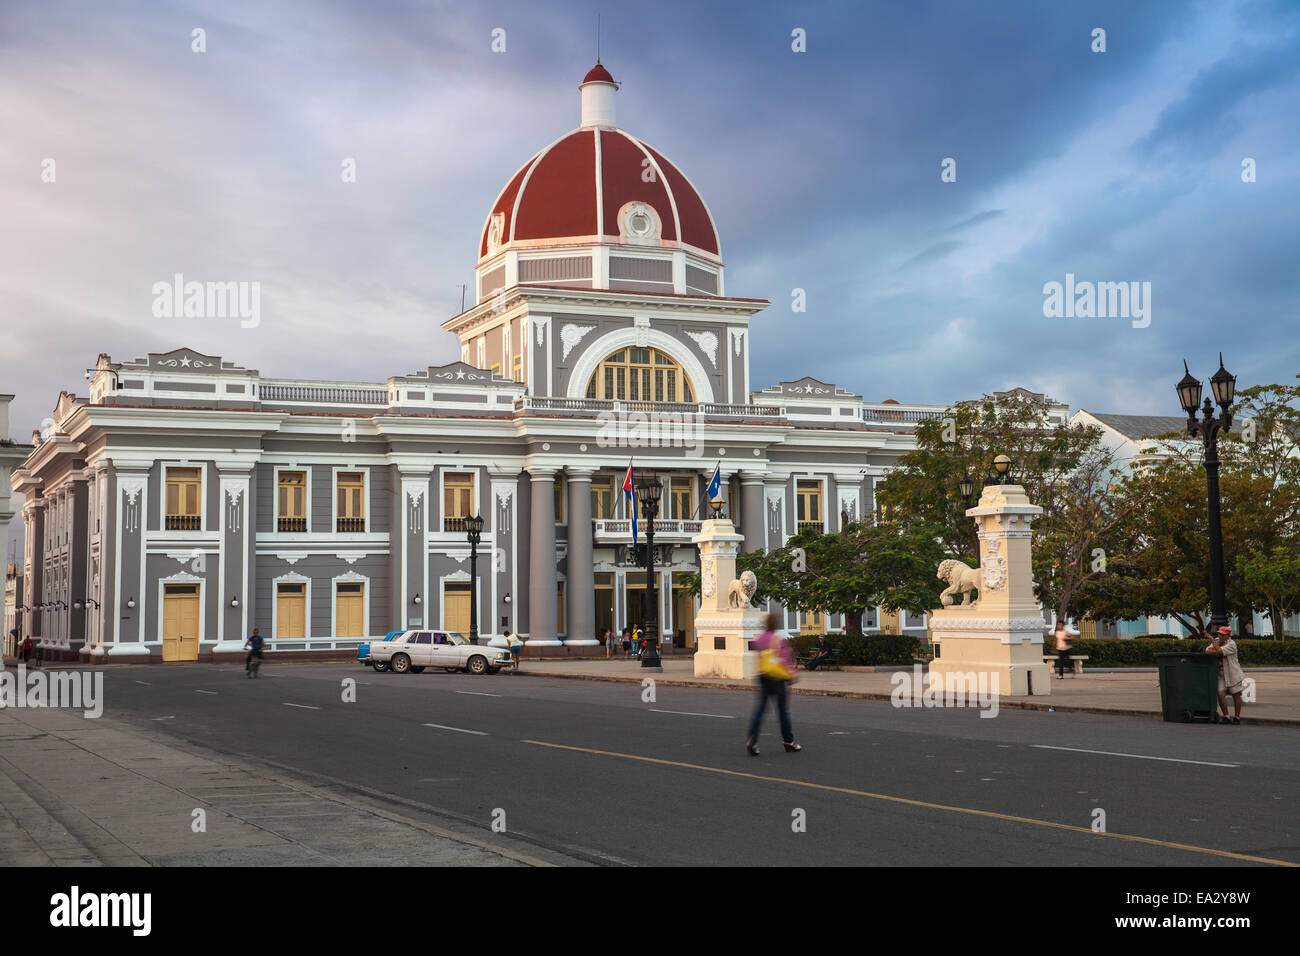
[
  {"left": 679, "top": 522, "right": 945, "bottom": 635},
  {"left": 877, "top": 390, "right": 1132, "bottom": 622},
  {"left": 1236, "top": 547, "right": 1300, "bottom": 639},
  {"left": 1075, "top": 377, "right": 1300, "bottom": 637},
  {"left": 751, "top": 522, "right": 946, "bottom": 634}
]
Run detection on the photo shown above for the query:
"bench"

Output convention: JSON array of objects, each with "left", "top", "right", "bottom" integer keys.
[
  {"left": 796, "top": 653, "right": 840, "bottom": 672},
  {"left": 1044, "top": 654, "right": 1090, "bottom": 676}
]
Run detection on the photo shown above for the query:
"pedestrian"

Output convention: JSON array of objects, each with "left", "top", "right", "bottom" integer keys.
[
  {"left": 603, "top": 627, "right": 613, "bottom": 659},
  {"left": 746, "top": 613, "right": 801, "bottom": 755},
  {"left": 621, "top": 626, "right": 631, "bottom": 658},
  {"left": 806, "top": 634, "right": 833, "bottom": 671},
  {"left": 1053, "top": 621, "right": 1071, "bottom": 679},
  {"left": 20, "top": 634, "right": 31, "bottom": 663},
  {"left": 505, "top": 631, "right": 524, "bottom": 672},
  {"left": 1206, "top": 625, "right": 1245, "bottom": 724},
  {"left": 32, "top": 637, "right": 43, "bottom": 667}
]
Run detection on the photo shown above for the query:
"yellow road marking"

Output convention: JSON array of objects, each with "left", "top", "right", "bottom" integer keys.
[{"left": 522, "top": 739, "right": 1297, "bottom": 867}]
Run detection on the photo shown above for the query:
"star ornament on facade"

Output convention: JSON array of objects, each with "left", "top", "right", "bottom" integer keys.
[
  {"left": 180, "top": 356, "right": 191, "bottom": 367},
  {"left": 456, "top": 369, "right": 466, "bottom": 379}
]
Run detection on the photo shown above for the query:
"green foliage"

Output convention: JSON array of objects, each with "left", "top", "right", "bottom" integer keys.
[
  {"left": 789, "top": 632, "right": 922, "bottom": 666},
  {"left": 877, "top": 390, "right": 1132, "bottom": 620},
  {"left": 1076, "top": 378, "right": 1300, "bottom": 635},
  {"left": 747, "top": 521, "right": 945, "bottom": 634},
  {"left": 1067, "top": 637, "right": 1300, "bottom": 667}
]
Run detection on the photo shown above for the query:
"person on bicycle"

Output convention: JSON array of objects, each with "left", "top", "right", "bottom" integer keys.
[{"left": 244, "top": 628, "right": 265, "bottom": 675}]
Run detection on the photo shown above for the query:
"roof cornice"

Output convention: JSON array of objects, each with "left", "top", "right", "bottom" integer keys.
[{"left": 442, "top": 285, "right": 768, "bottom": 335}]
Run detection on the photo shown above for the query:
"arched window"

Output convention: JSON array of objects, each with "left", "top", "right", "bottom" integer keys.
[{"left": 585, "top": 347, "right": 695, "bottom": 403}]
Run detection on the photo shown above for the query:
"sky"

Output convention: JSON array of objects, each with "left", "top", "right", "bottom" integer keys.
[{"left": 2, "top": 0, "right": 1298, "bottom": 448}]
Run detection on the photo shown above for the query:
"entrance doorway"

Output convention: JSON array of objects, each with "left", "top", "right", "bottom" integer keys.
[
  {"left": 672, "top": 573, "right": 696, "bottom": 648},
  {"left": 595, "top": 573, "right": 615, "bottom": 641},
  {"left": 276, "top": 582, "right": 306, "bottom": 639},
  {"left": 335, "top": 582, "right": 365, "bottom": 637},
  {"left": 443, "top": 582, "right": 471, "bottom": 635},
  {"left": 162, "top": 584, "right": 200, "bottom": 661}
]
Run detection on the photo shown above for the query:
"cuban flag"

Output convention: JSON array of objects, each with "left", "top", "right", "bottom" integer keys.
[
  {"left": 706, "top": 462, "right": 722, "bottom": 503},
  {"left": 623, "top": 459, "right": 638, "bottom": 545}
]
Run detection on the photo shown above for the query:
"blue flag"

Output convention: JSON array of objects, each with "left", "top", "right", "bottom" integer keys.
[{"left": 706, "top": 462, "right": 722, "bottom": 502}]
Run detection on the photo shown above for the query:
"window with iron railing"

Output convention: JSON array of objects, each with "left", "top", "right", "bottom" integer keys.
[
  {"left": 796, "top": 479, "right": 822, "bottom": 532},
  {"left": 277, "top": 471, "right": 307, "bottom": 532},
  {"left": 443, "top": 473, "right": 473, "bottom": 531},
  {"left": 337, "top": 472, "right": 365, "bottom": 532},
  {"left": 165, "top": 467, "right": 202, "bottom": 530}
]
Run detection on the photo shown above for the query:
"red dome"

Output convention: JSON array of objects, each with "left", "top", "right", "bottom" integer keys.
[
  {"left": 479, "top": 128, "right": 720, "bottom": 260},
  {"left": 582, "top": 62, "right": 615, "bottom": 85}
]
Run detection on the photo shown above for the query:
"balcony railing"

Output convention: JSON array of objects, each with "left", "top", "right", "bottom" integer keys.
[
  {"left": 861, "top": 404, "right": 947, "bottom": 425},
  {"left": 336, "top": 517, "right": 365, "bottom": 532},
  {"left": 164, "top": 514, "right": 201, "bottom": 531},
  {"left": 259, "top": 381, "right": 388, "bottom": 405},
  {"left": 277, "top": 517, "right": 307, "bottom": 532},
  {"left": 443, "top": 516, "right": 471, "bottom": 533},
  {"left": 592, "top": 518, "right": 704, "bottom": 541},
  {"left": 796, "top": 520, "right": 824, "bottom": 533},
  {"left": 513, "top": 396, "right": 784, "bottom": 419}
]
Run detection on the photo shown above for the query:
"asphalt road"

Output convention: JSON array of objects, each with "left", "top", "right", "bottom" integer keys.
[{"left": 97, "top": 662, "right": 1299, "bottom": 867}]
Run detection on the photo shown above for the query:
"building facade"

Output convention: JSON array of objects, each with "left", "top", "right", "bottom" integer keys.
[{"left": 9, "top": 64, "right": 949, "bottom": 663}]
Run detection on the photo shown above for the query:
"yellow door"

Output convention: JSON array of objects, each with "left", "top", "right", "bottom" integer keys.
[
  {"left": 443, "top": 586, "right": 471, "bottom": 636},
  {"left": 801, "top": 609, "right": 825, "bottom": 635},
  {"left": 277, "top": 583, "right": 306, "bottom": 638},
  {"left": 336, "top": 584, "right": 364, "bottom": 637},
  {"left": 162, "top": 586, "right": 200, "bottom": 661}
]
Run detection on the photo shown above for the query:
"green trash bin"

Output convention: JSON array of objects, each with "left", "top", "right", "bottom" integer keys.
[{"left": 1154, "top": 652, "right": 1221, "bottom": 723}]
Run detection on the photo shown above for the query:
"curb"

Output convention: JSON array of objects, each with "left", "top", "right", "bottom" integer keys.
[{"left": 515, "top": 670, "right": 1300, "bottom": 728}]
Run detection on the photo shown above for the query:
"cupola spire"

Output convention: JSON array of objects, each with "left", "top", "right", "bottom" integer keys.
[{"left": 579, "top": 61, "right": 617, "bottom": 129}]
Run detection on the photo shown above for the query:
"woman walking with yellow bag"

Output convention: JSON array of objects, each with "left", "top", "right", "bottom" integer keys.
[{"left": 746, "top": 613, "right": 801, "bottom": 756}]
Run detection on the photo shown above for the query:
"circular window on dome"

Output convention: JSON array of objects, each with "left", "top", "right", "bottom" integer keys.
[{"left": 619, "top": 202, "right": 660, "bottom": 244}]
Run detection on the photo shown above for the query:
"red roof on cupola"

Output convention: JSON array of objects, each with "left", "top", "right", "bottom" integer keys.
[
  {"left": 477, "top": 62, "right": 721, "bottom": 261},
  {"left": 582, "top": 62, "right": 615, "bottom": 85}
]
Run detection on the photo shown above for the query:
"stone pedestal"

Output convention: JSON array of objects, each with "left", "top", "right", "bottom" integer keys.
[
  {"left": 692, "top": 516, "right": 764, "bottom": 679},
  {"left": 929, "top": 483, "right": 1051, "bottom": 697}
]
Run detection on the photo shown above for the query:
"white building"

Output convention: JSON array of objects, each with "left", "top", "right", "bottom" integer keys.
[{"left": 10, "top": 63, "right": 951, "bottom": 663}]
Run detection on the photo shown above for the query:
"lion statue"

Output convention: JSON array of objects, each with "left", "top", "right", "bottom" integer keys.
[
  {"left": 727, "top": 570, "right": 758, "bottom": 609},
  {"left": 937, "top": 559, "right": 981, "bottom": 607}
]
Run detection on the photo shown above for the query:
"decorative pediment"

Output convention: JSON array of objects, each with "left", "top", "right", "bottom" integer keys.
[
  {"left": 398, "top": 362, "right": 512, "bottom": 387},
  {"left": 147, "top": 348, "right": 222, "bottom": 371}
]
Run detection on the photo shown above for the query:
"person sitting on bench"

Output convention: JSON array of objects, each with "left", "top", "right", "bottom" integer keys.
[{"left": 806, "top": 635, "right": 833, "bottom": 671}]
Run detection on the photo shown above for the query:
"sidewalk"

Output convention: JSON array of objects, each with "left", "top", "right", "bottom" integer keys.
[
  {"left": 512, "top": 658, "right": 1300, "bottom": 727},
  {"left": 0, "top": 706, "right": 578, "bottom": 866}
]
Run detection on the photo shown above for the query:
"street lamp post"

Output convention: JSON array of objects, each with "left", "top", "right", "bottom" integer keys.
[
  {"left": 636, "top": 475, "right": 663, "bottom": 670},
  {"left": 466, "top": 514, "right": 484, "bottom": 643},
  {"left": 1177, "top": 354, "right": 1236, "bottom": 631},
  {"left": 959, "top": 472, "right": 975, "bottom": 509}
]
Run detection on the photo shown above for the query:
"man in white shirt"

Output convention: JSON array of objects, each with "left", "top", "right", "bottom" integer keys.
[{"left": 1206, "top": 625, "right": 1245, "bottom": 725}]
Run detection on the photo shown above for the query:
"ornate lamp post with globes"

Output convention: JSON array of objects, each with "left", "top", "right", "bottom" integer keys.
[
  {"left": 465, "top": 513, "right": 485, "bottom": 643},
  {"left": 636, "top": 474, "right": 663, "bottom": 670},
  {"left": 1176, "top": 354, "right": 1236, "bottom": 631}
]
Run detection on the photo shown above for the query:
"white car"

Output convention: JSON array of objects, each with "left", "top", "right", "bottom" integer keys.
[{"left": 369, "top": 630, "right": 512, "bottom": 675}]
